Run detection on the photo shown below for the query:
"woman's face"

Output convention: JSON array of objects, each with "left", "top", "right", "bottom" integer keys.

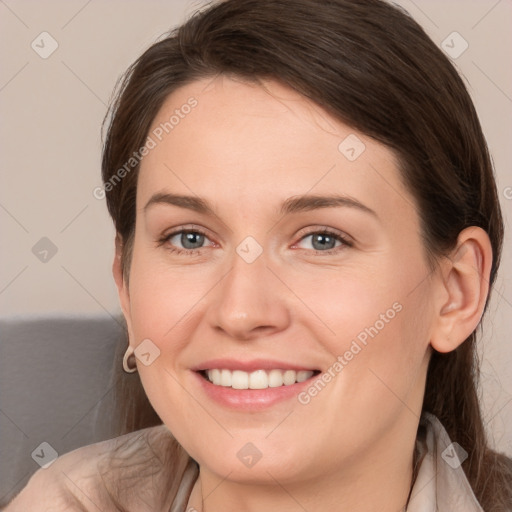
[{"left": 118, "top": 75, "right": 436, "bottom": 485}]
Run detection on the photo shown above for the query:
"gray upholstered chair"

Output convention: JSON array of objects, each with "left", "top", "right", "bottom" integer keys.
[{"left": 0, "top": 316, "right": 124, "bottom": 507}]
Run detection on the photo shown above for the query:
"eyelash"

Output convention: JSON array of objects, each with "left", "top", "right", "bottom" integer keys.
[{"left": 158, "top": 226, "right": 353, "bottom": 256}]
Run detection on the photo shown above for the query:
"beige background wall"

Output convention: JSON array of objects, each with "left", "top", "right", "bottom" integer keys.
[{"left": 1, "top": 0, "right": 511, "bottom": 455}]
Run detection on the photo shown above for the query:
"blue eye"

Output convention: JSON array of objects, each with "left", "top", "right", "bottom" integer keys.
[
  {"left": 159, "top": 228, "right": 211, "bottom": 255},
  {"left": 295, "top": 229, "right": 351, "bottom": 254},
  {"left": 169, "top": 231, "right": 206, "bottom": 250}
]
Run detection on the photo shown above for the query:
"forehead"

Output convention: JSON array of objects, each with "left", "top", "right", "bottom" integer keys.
[{"left": 137, "top": 75, "right": 414, "bottom": 222}]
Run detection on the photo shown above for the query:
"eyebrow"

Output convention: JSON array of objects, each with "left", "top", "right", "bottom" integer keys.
[{"left": 144, "top": 192, "right": 378, "bottom": 218}]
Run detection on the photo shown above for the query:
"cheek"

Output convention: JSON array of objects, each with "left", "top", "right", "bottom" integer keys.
[
  {"left": 294, "top": 253, "right": 432, "bottom": 407},
  {"left": 283, "top": 259, "right": 413, "bottom": 349},
  {"left": 127, "top": 244, "right": 210, "bottom": 344}
]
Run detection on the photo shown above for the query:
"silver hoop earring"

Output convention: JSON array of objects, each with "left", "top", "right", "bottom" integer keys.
[{"left": 123, "top": 345, "right": 137, "bottom": 373}]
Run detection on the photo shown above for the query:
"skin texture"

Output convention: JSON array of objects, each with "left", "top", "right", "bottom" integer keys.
[{"left": 112, "top": 75, "right": 492, "bottom": 512}]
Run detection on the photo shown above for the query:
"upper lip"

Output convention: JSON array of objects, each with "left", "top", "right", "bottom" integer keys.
[{"left": 191, "top": 358, "right": 320, "bottom": 373}]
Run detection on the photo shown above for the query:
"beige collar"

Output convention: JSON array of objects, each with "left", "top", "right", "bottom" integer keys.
[{"left": 407, "top": 412, "right": 483, "bottom": 511}]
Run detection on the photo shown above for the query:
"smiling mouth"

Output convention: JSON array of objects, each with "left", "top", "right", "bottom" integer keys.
[{"left": 197, "top": 368, "right": 321, "bottom": 390}]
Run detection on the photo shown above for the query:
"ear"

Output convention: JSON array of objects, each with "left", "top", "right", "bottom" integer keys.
[
  {"left": 430, "top": 226, "right": 493, "bottom": 353},
  {"left": 113, "top": 233, "right": 134, "bottom": 343}
]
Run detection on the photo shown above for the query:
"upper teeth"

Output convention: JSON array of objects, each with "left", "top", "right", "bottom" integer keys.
[{"left": 205, "top": 369, "right": 314, "bottom": 389}]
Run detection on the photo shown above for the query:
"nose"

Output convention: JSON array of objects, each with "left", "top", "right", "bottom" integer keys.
[{"left": 206, "top": 248, "right": 291, "bottom": 341}]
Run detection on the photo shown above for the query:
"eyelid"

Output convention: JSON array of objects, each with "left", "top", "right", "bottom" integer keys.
[
  {"left": 295, "top": 226, "right": 353, "bottom": 244},
  {"left": 157, "top": 225, "right": 214, "bottom": 248}
]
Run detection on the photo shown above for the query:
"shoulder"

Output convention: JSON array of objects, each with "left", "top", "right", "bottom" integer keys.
[{"left": 4, "top": 424, "right": 174, "bottom": 512}]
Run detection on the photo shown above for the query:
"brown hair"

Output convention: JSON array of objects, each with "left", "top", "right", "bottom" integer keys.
[{"left": 101, "top": 0, "right": 512, "bottom": 509}]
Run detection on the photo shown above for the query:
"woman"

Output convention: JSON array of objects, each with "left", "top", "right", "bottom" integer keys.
[{"left": 7, "top": 0, "right": 512, "bottom": 510}]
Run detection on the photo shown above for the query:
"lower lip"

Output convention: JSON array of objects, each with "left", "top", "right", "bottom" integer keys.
[{"left": 192, "top": 371, "right": 316, "bottom": 411}]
